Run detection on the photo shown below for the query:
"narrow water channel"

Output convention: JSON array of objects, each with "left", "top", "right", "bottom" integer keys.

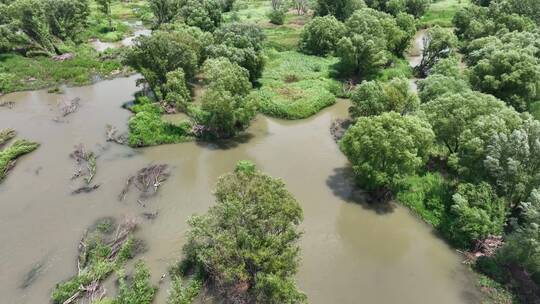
[{"left": 0, "top": 75, "right": 481, "bottom": 303}]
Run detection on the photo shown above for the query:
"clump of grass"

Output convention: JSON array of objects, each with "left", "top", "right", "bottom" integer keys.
[
  {"left": 0, "top": 128, "right": 16, "bottom": 146},
  {"left": 393, "top": 172, "right": 452, "bottom": 228},
  {"left": 127, "top": 99, "right": 192, "bottom": 147},
  {"left": 0, "top": 139, "right": 40, "bottom": 182},
  {"left": 256, "top": 50, "right": 342, "bottom": 119},
  {"left": 376, "top": 57, "right": 414, "bottom": 81},
  {"left": 167, "top": 276, "right": 203, "bottom": 304},
  {"left": 419, "top": 0, "right": 471, "bottom": 28}
]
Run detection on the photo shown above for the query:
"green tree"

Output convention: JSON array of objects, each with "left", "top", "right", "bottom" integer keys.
[
  {"left": 497, "top": 189, "right": 540, "bottom": 285},
  {"left": 349, "top": 77, "right": 419, "bottom": 117},
  {"left": 43, "top": 0, "right": 90, "bottom": 41},
  {"left": 315, "top": 0, "right": 366, "bottom": 21},
  {"left": 194, "top": 58, "right": 255, "bottom": 138},
  {"left": 163, "top": 68, "right": 191, "bottom": 107},
  {"left": 124, "top": 30, "right": 199, "bottom": 100},
  {"left": 178, "top": 0, "right": 222, "bottom": 32},
  {"left": 421, "top": 91, "right": 522, "bottom": 177},
  {"left": 418, "top": 74, "right": 470, "bottom": 102},
  {"left": 469, "top": 48, "right": 540, "bottom": 112},
  {"left": 340, "top": 112, "right": 435, "bottom": 190},
  {"left": 149, "top": 0, "right": 180, "bottom": 27},
  {"left": 447, "top": 182, "right": 507, "bottom": 248},
  {"left": 300, "top": 15, "right": 346, "bottom": 56},
  {"left": 404, "top": 0, "right": 430, "bottom": 18},
  {"left": 183, "top": 161, "right": 306, "bottom": 303},
  {"left": 453, "top": 5, "right": 534, "bottom": 42},
  {"left": 207, "top": 23, "right": 265, "bottom": 82},
  {"left": 417, "top": 26, "right": 458, "bottom": 77},
  {"left": 95, "top": 0, "right": 113, "bottom": 29},
  {"left": 7, "top": 0, "right": 57, "bottom": 55},
  {"left": 484, "top": 118, "right": 540, "bottom": 205},
  {"left": 202, "top": 57, "right": 251, "bottom": 96}
]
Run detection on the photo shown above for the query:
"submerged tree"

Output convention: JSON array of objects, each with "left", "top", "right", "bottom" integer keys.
[{"left": 183, "top": 161, "right": 306, "bottom": 303}]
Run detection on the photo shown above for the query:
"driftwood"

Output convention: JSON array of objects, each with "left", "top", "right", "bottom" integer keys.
[
  {"left": 59, "top": 97, "right": 81, "bottom": 117},
  {"left": 330, "top": 119, "right": 352, "bottom": 142},
  {"left": 72, "top": 184, "right": 100, "bottom": 194},
  {"left": 0, "top": 100, "right": 15, "bottom": 109},
  {"left": 70, "top": 144, "right": 97, "bottom": 187},
  {"left": 119, "top": 164, "right": 170, "bottom": 202},
  {"left": 459, "top": 235, "right": 504, "bottom": 264},
  {"left": 105, "top": 125, "right": 127, "bottom": 145},
  {"left": 52, "top": 53, "right": 74, "bottom": 61}
]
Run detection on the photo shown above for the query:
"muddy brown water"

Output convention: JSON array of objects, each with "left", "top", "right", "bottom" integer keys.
[{"left": 0, "top": 75, "right": 481, "bottom": 303}]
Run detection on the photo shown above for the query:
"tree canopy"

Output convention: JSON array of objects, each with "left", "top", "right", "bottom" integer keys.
[
  {"left": 183, "top": 161, "right": 306, "bottom": 303},
  {"left": 340, "top": 112, "right": 435, "bottom": 190}
]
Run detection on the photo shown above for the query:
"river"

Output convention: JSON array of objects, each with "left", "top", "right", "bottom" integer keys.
[{"left": 0, "top": 74, "right": 481, "bottom": 303}]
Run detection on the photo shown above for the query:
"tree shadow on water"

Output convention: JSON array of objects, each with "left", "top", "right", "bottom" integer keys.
[
  {"left": 326, "top": 166, "right": 395, "bottom": 215},
  {"left": 195, "top": 132, "right": 255, "bottom": 151}
]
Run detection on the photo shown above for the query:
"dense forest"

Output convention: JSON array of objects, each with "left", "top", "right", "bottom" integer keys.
[{"left": 1, "top": 0, "right": 540, "bottom": 303}]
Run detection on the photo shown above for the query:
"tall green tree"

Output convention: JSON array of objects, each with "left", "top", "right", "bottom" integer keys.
[
  {"left": 178, "top": 0, "right": 222, "bottom": 32},
  {"left": 96, "top": 0, "right": 113, "bottom": 29},
  {"left": 421, "top": 91, "right": 522, "bottom": 178},
  {"left": 183, "top": 161, "right": 306, "bottom": 303},
  {"left": 417, "top": 26, "right": 458, "bottom": 77},
  {"left": 340, "top": 112, "right": 435, "bottom": 190},
  {"left": 484, "top": 118, "right": 540, "bottom": 205},
  {"left": 300, "top": 15, "right": 346, "bottom": 56},
  {"left": 124, "top": 30, "right": 199, "bottom": 100},
  {"left": 149, "top": 0, "right": 180, "bottom": 27},
  {"left": 349, "top": 77, "right": 419, "bottom": 118},
  {"left": 469, "top": 48, "right": 540, "bottom": 112},
  {"left": 315, "top": 0, "right": 366, "bottom": 21},
  {"left": 447, "top": 182, "right": 507, "bottom": 248},
  {"left": 43, "top": 0, "right": 90, "bottom": 41},
  {"left": 206, "top": 23, "right": 265, "bottom": 82}
]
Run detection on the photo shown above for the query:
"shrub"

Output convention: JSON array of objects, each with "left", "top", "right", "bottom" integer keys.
[
  {"left": 300, "top": 16, "right": 346, "bottom": 56},
  {"left": 446, "top": 182, "right": 507, "bottom": 248},
  {"left": 268, "top": 9, "right": 285, "bottom": 25}
]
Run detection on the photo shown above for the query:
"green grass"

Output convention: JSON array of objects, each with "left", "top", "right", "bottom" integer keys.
[
  {"left": 128, "top": 100, "right": 193, "bottom": 147},
  {"left": 376, "top": 57, "right": 414, "bottom": 81},
  {"left": 0, "top": 46, "right": 123, "bottom": 94},
  {"left": 476, "top": 274, "right": 517, "bottom": 304},
  {"left": 0, "top": 139, "right": 39, "bottom": 182},
  {"left": 256, "top": 50, "right": 343, "bottom": 119},
  {"left": 420, "top": 0, "right": 470, "bottom": 28},
  {"left": 394, "top": 173, "right": 451, "bottom": 228}
]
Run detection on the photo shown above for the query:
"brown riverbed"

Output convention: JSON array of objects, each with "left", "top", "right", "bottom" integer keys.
[{"left": 0, "top": 75, "right": 481, "bottom": 303}]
